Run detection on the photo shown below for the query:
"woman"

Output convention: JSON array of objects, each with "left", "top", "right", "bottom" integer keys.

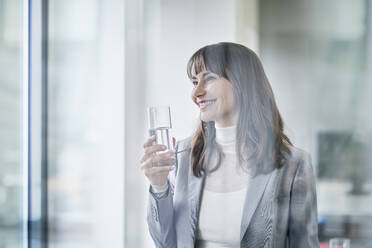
[{"left": 140, "top": 42, "right": 319, "bottom": 248}]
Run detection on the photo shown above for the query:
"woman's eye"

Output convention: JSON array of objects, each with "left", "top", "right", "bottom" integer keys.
[
  {"left": 192, "top": 77, "right": 215, "bottom": 86},
  {"left": 205, "top": 77, "right": 215, "bottom": 82}
]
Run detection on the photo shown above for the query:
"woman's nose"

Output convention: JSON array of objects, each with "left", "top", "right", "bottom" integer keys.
[{"left": 193, "top": 83, "right": 206, "bottom": 98}]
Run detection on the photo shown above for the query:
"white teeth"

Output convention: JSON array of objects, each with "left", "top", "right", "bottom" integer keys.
[{"left": 200, "top": 99, "right": 216, "bottom": 108}]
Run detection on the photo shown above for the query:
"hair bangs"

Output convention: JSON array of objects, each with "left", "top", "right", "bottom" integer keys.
[
  {"left": 187, "top": 50, "right": 206, "bottom": 80},
  {"left": 203, "top": 45, "right": 228, "bottom": 79}
]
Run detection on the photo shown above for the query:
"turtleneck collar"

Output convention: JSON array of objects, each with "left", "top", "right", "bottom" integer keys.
[{"left": 215, "top": 124, "right": 236, "bottom": 146}]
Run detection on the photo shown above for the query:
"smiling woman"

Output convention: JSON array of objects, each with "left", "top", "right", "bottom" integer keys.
[
  {"left": 186, "top": 43, "right": 294, "bottom": 178},
  {"left": 190, "top": 70, "right": 238, "bottom": 127},
  {"left": 141, "top": 42, "right": 319, "bottom": 248}
]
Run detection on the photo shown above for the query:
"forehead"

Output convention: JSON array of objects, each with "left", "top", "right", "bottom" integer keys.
[
  {"left": 190, "top": 61, "right": 217, "bottom": 80},
  {"left": 191, "top": 66, "right": 205, "bottom": 77}
]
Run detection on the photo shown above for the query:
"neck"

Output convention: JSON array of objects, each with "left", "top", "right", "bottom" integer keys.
[
  {"left": 215, "top": 124, "right": 236, "bottom": 145},
  {"left": 214, "top": 109, "right": 239, "bottom": 128}
]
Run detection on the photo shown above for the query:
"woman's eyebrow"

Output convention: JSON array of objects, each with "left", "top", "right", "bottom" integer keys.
[{"left": 191, "top": 71, "right": 214, "bottom": 80}]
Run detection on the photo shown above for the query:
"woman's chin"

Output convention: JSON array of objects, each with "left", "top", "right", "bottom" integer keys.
[{"left": 200, "top": 113, "right": 215, "bottom": 123}]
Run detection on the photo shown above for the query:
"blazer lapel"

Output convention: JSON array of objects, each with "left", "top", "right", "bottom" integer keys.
[
  {"left": 184, "top": 145, "right": 274, "bottom": 243},
  {"left": 188, "top": 165, "right": 206, "bottom": 241},
  {"left": 240, "top": 171, "right": 274, "bottom": 241}
]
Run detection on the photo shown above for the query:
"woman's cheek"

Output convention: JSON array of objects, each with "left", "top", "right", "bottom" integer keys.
[{"left": 190, "top": 93, "right": 197, "bottom": 106}]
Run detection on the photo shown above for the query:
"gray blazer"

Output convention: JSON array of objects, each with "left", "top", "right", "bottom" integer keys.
[{"left": 147, "top": 137, "right": 320, "bottom": 248}]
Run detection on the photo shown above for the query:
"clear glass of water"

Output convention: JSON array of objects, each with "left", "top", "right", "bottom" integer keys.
[
  {"left": 329, "top": 238, "right": 350, "bottom": 248},
  {"left": 147, "top": 106, "right": 174, "bottom": 152}
]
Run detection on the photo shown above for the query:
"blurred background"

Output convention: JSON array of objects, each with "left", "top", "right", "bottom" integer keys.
[{"left": 0, "top": 0, "right": 372, "bottom": 247}]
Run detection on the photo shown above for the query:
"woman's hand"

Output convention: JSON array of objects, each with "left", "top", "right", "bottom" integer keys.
[{"left": 140, "top": 136, "right": 176, "bottom": 186}]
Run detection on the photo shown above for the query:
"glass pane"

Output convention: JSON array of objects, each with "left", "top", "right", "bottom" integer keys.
[
  {"left": 26, "top": 0, "right": 372, "bottom": 247},
  {"left": 0, "top": 0, "right": 26, "bottom": 247},
  {"left": 47, "top": 0, "right": 125, "bottom": 247},
  {"left": 260, "top": 0, "right": 372, "bottom": 246}
]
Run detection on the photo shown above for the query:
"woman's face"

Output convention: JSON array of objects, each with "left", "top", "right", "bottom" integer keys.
[{"left": 191, "top": 68, "right": 239, "bottom": 127}]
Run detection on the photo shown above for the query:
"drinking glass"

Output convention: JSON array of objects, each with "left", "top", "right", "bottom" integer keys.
[
  {"left": 147, "top": 106, "right": 174, "bottom": 152},
  {"left": 329, "top": 238, "right": 350, "bottom": 248}
]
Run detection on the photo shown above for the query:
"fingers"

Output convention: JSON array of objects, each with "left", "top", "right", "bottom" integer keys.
[
  {"left": 140, "top": 136, "right": 176, "bottom": 170},
  {"left": 143, "top": 165, "right": 175, "bottom": 177},
  {"left": 143, "top": 135, "right": 156, "bottom": 148},
  {"left": 145, "top": 144, "right": 168, "bottom": 156},
  {"left": 140, "top": 144, "right": 170, "bottom": 163},
  {"left": 140, "top": 150, "right": 175, "bottom": 170}
]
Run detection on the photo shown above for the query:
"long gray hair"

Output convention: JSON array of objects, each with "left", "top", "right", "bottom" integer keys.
[{"left": 186, "top": 42, "right": 293, "bottom": 177}]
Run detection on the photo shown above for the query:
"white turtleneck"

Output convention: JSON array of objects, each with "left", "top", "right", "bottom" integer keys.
[
  {"left": 151, "top": 125, "right": 250, "bottom": 247},
  {"left": 203, "top": 125, "right": 249, "bottom": 193},
  {"left": 196, "top": 125, "right": 249, "bottom": 248}
]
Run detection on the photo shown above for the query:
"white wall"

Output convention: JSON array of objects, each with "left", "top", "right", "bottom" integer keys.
[
  {"left": 47, "top": 0, "right": 125, "bottom": 247},
  {"left": 144, "top": 0, "right": 238, "bottom": 141}
]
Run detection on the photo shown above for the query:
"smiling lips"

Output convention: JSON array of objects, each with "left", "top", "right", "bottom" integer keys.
[{"left": 199, "top": 99, "right": 217, "bottom": 111}]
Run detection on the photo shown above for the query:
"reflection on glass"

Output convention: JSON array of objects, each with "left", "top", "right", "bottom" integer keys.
[{"left": 260, "top": 0, "right": 372, "bottom": 246}]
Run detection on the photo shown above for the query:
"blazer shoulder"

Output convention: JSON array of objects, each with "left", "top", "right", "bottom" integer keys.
[
  {"left": 175, "top": 136, "right": 193, "bottom": 152},
  {"left": 288, "top": 145, "right": 311, "bottom": 163},
  {"left": 286, "top": 145, "right": 314, "bottom": 177}
]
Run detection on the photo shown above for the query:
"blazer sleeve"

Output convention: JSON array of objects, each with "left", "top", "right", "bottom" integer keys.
[
  {"left": 146, "top": 141, "right": 179, "bottom": 248},
  {"left": 288, "top": 153, "right": 320, "bottom": 248}
]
